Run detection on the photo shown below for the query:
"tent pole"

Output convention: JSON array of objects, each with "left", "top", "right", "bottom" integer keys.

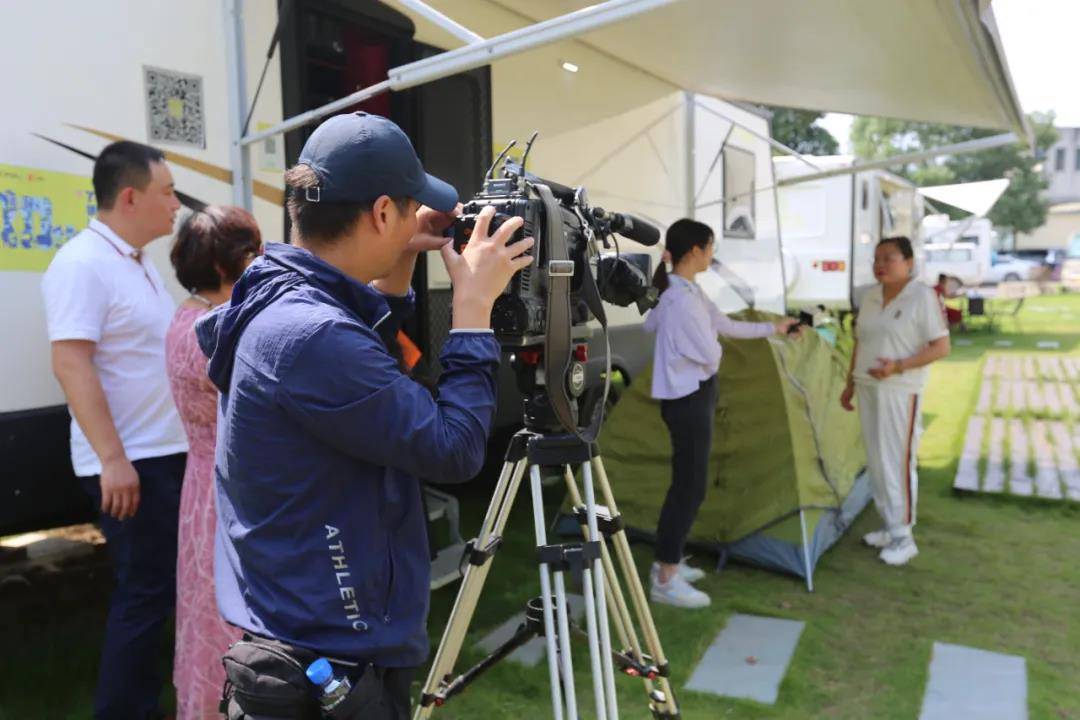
[
  {"left": 683, "top": 91, "right": 695, "bottom": 219},
  {"left": 798, "top": 510, "right": 814, "bottom": 593}
]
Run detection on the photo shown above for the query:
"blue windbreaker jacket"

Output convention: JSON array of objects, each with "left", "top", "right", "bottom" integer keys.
[{"left": 195, "top": 242, "right": 499, "bottom": 666}]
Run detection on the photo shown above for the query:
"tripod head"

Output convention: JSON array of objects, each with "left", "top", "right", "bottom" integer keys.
[{"left": 509, "top": 337, "right": 594, "bottom": 434}]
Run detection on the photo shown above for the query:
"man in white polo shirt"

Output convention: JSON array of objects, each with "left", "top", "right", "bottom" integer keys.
[{"left": 43, "top": 140, "right": 187, "bottom": 720}]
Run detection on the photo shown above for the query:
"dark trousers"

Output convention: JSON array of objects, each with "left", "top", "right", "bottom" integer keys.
[
  {"left": 348, "top": 666, "right": 414, "bottom": 720},
  {"left": 80, "top": 452, "right": 186, "bottom": 720},
  {"left": 655, "top": 376, "right": 718, "bottom": 565}
]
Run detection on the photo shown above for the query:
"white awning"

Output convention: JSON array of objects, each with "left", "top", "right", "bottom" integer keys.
[
  {"left": 403, "top": 0, "right": 1029, "bottom": 137},
  {"left": 919, "top": 178, "right": 1011, "bottom": 216}
]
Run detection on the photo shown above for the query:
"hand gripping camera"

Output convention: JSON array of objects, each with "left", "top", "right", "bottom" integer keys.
[{"left": 451, "top": 135, "right": 660, "bottom": 437}]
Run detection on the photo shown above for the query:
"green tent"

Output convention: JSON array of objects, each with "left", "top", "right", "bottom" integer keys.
[{"left": 597, "top": 310, "right": 869, "bottom": 591}]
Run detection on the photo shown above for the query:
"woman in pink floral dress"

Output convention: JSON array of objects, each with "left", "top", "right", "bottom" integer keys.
[{"left": 166, "top": 206, "right": 261, "bottom": 719}]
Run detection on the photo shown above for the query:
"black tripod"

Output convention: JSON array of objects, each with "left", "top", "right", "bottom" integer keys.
[{"left": 414, "top": 427, "right": 680, "bottom": 719}]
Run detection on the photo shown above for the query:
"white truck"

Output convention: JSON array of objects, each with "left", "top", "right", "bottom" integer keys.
[{"left": 920, "top": 215, "right": 995, "bottom": 286}]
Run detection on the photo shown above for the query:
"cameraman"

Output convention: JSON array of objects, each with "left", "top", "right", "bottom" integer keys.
[{"left": 195, "top": 112, "right": 533, "bottom": 718}]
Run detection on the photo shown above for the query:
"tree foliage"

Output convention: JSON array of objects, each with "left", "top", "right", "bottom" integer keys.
[
  {"left": 850, "top": 113, "right": 1057, "bottom": 233},
  {"left": 768, "top": 107, "right": 839, "bottom": 157}
]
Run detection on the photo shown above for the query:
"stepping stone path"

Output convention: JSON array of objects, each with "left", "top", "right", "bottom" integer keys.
[
  {"left": 919, "top": 642, "right": 1027, "bottom": 720},
  {"left": 984, "top": 418, "right": 1006, "bottom": 493},
  {"left": 954, "top": 353, "right": 1080, "bottom": 502},
  {"left": 685, "top": 614, "right": 804, "bottom": 704}
]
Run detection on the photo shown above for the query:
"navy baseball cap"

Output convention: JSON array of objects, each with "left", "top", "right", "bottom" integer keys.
[{"left": 297, "top": 112, "right": 458, "bottom": 212}]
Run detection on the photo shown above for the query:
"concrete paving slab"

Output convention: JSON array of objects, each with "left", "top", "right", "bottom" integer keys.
[
  {"left": 1049, "top": 422, "right": 1080, "bottom": 501},
  {"left": 955, "top": 416, "right": 985, "bottom": 491},
  {"left": 1025, "top": 382, "right": 1044, "bottom": 414},
  {"left": 1008, "top": 419, "right": 1033, "bottom": 496},
  {"left": 1043, "top": 383, "right": 1062, "bottom": 416},
  {"left": 977, "top": 379, "right": 992, "bottom": 415},
  {"left": 919, "top": 642, "right": 1027, "bottom": 720},
  {"left": 984, "top": 418, "right": 1006, "bottom": 493},
  {"left": 475, "top": 593, "right": 584, "bottom": 667},
  {"left": 685, "top": 614, "right": 805, "bottom": 705},
  {"left": 1031, "top": 421, "right": 1062, "bottom": 499},
  {"left": 1009, "top": 381, "right": 1026, "bottom": 413},
  {"left": 1063, "top": 357, "right": 1080, "bottom": 381},
  {"left": 1059, "top": 384, "right": 1079, "bottom": 416}
]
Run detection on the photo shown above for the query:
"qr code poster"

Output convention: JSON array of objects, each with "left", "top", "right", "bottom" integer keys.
[{"left": 144, "top": 66, "right": 206, "bottom": 148}]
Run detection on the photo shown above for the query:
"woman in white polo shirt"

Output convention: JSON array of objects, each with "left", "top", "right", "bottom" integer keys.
[{"left": 841, "top": 236, "right": 950, "bottom": 566}]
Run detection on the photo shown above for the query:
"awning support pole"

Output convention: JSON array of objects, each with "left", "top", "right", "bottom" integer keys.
[
  {"left": 698, "top": 132, "right": 1020, "bottom": 210},
  {"left": 240, "top": 0, "right": 679, "bottom": 149},
  {"left": 777, "top": 133, "right": 1018, "bottom": 186},
  {"left": 390, "top": 0, "right": 484, "bottom": 44},
  {"left": 223, "top": 0, "right": 253, "bottom": 211},
  {"left": 684, "top": 91, "right": 695, "bottom": 219}
]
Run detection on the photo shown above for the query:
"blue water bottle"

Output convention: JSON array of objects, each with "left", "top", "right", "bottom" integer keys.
[{"left": 306, "top": 657, "right": 352, "bottom": 711}]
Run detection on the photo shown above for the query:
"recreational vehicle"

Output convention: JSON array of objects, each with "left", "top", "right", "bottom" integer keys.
[
  {"left": 0, "top": 1, "right": 783, "bottom": 535},
  {"left": 0, "top": 0, "right": 1031, "bottom": 537},
  {"left": 775, "top": 155, "right": 924, "bottom": 311}
]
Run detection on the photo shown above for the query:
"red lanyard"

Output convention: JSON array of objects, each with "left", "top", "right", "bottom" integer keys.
[{"left": 88, "top": 227, "right": 158, "bottom": 294}]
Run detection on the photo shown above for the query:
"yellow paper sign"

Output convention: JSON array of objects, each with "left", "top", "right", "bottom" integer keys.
[{"left": 0, "top": 163, "right": 96, "bottom": 272}]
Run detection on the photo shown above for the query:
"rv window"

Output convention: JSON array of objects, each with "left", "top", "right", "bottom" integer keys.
[
  {"left": 960, "top": 234, "right": 980, "bottom": 245},
  {"left": 1068, "top": 234, "right": 1080, "bottom": 259},
  {"left": 723, "top": 146, "right": 756, "bottom": 239},
  {"left": 861, "top": 180, "right": 868, "bottom": 211},
  {"left": 1055, "top": 147, "right": 1066, "bottom": 172},
  {"left": 879, "top": 188, "right": 895, "bottom": 234}
]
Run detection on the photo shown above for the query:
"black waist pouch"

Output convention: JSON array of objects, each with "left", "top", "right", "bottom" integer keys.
[
  {"left": 221, "top": 635, "right": 321, "bottom": 719},
  {"left": 221, "top": 634, "right": 390, "bottom": 720}
]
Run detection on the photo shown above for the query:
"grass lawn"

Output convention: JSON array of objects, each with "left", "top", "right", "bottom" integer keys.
[{"left": 2, "top": 295, "right": 1078, "bottom": 719}]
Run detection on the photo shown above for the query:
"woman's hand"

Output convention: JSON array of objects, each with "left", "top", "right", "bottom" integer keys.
[
  {"left": 840, "top": 382, "right": 856, "bottom": 412},
  {"left": 868, "top": 357, "right": 903, "bottom": 380},
  {"left": 774, "top": 317, "right": 800, "bottom": 336}
]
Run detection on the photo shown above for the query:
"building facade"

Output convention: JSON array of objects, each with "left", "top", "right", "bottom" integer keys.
[{"left": 1044, "top": 126, "right": 1080, "bottom": 205}]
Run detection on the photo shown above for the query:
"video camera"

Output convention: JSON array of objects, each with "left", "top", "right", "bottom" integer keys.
[{"left": 451, "top": 135, "right": 660, "bottom": 436}]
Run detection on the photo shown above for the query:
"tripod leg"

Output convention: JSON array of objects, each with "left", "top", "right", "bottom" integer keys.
[
  {"left": 592, "top": 456, "right": 681, "bottom": 718},
  {"left": 563, "top": 468, "right": 658, "bottom": 705},
  {"left": 570, "top": 467, "right": 609, "bottom": 720},
  {"left": 530, "top": 464, "right": 576, "bottom": 720},
  {"left": 414, "top": 453, "right": 529, "bottom": 719},
  {"left": 580, "top": 461, "right": 619, "bottom": 720}
]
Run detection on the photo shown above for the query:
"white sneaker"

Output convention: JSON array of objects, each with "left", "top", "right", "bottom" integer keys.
[
  {"left": 677, "top": 559, "right": 706, "bottom": 583},
  {"left": 650, "top": 571, "right": 711, "bottom": 609},
  {"left": 879, "top": 537, "right": 918, "bottom": 566},
  {"left": 862, "top": 529, "right": 891, "bottom": 549}
]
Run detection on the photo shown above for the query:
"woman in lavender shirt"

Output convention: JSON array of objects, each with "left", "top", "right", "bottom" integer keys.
[{"left": 644, "top": 220, "right": 797, "bottom": 608}]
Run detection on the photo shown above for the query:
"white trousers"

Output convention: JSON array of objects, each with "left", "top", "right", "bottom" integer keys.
[{"left": 856, "top": 384, "right": 922, "bottom": 540}]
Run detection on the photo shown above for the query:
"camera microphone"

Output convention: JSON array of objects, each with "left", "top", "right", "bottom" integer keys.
[{"left": 594, "top": 209, "right": 660, "bottom": 247}]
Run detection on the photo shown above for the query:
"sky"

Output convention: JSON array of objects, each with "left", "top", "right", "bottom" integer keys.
[{"left": 817, "top": 0, "right": 1080, "bottom": 152}]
